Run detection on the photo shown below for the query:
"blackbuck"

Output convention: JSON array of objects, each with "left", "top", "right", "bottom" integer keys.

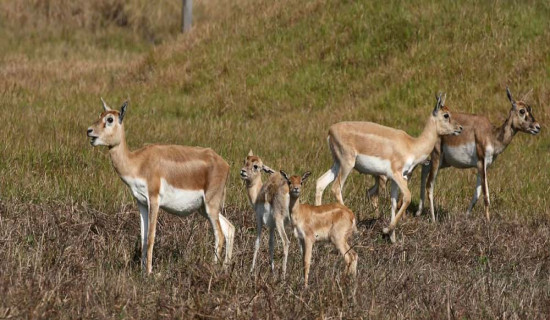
[
  {"left": 315, "top": 94, "right": 463, "bottom": 242},
  {"left": 240, "top": 151, "right": 291, "bottom": 278},
  {"left": 416, "top": 87, "right": 541, "bottom": 221},
  {"left": 281, "top": 171, "right": 358, "bottom": 288},
  {"left": 87, "top": 98, "right": 235, "bottom": 274}
]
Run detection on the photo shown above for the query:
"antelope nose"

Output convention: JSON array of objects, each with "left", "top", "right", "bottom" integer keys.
[
  {"left": 87, "top": 128, "right": 93, "bottom": 136},
  {"left": 535, "top": 124, "right": 541, "bottom": 131}
]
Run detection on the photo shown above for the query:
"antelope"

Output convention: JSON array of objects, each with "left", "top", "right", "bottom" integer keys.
[
  {"left": 315, "top": 94, "right": 463, "bottom": 242},
  {"left": 240, "top": 151, "right": 291, "bottom": 278},
  {"left": 415, "top": 87, "right": 541, "bottom": 221},
  {"left": 281, "top": 171, "right": 358, "bottom": 288},
  {"left": 86, "top": 98, "right": 235, "bottom": 274}
]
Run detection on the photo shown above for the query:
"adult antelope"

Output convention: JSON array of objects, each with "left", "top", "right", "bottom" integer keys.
[
  {"left": 281, "top": 171, "right": 357, "bottom": 288},
  {"left": 87, "top": 98, "right": 235, "bottom": 274},
  {"left": 240, "top": 151, "right": 291, "bottom": 278},
  {"left": 315, "top": 94, "right": 462, "bottom": 242},
  {"left": 415, "top": 87, "right": 541, "bottom": 221}
]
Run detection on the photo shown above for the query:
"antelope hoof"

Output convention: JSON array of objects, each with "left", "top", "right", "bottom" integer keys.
[{"left": 382, "top": 227, "right": 396, "bottom": 243}]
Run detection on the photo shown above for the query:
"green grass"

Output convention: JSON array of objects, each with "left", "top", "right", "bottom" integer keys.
[
  {"left": 2, "top": 0, "right": 549, "bottom": 214},
  {"left": 1, "top": 0, "right": 550, "bottom": 318}
]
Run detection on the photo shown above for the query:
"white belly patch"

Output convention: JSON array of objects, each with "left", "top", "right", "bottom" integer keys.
[
  {"left": 257, "top": 202, "right": 274, "bottom": 226},
  {"left": 355, "top": 154, "right": 392, "bottom": 177},
  {"left": 443, "top": 142, "right": 478, "bottom": 168},
  {"left": 159, "top": 179, "right": 204, "bottom": 216}
]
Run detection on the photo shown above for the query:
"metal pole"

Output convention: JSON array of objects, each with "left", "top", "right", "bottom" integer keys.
[{"left": 182, "top": 0, "right": 192, "bottom": 33}]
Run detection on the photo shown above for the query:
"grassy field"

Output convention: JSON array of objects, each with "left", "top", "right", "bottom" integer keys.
[{"left": 1, "top": 0, "right": 550, "bottom": 318}]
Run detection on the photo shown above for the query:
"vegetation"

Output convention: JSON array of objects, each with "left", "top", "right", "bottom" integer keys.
[{"left": 1, "top": 0, "right": 549, "bottom": 318}]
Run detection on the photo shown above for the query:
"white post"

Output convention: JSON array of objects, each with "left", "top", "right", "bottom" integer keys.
[{"left": 182, "top": 0, "right": 192, "bottom": 33}]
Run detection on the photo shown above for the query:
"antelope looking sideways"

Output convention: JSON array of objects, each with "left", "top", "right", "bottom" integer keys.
[
  {"left": 415, "top": 87, "right": 541, "bottom": 221},
  {"left": 281, "top": 171, "right": 358, "bottom": 288},
  {"left": 87, "top": 98, "right": 235, "bottom": 274},
  {"left": 315, "top": 94, "right": 463, "bottom": 242},
  {"left": 240, "top": 151, "right": 291, "bottom": 278}
]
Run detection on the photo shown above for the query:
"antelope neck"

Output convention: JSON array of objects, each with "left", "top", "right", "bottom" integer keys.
[
  {"left": 108, "top": 130, "right": 134, "bottom": 178},
  {"left": 246, "top": 177, "right": 262, "bottom": 205},
  {"left": 411, "top": 117, "right": 439, "bottom": 159},
  {"left": 494, "top": 112, "right": 517, "bottom": 155}
]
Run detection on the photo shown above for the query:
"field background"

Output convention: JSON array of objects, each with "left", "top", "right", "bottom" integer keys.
[{"left": 1, "top": 0, "right": 549, "bottom": 318}]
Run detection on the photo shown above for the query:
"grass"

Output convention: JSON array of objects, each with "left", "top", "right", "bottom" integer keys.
[{"left": 1, "top": 0, "right": 550, "bottom": 318}]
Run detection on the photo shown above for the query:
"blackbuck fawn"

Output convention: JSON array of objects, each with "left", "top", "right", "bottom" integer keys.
[
  {"left": 240, "top": 151, "right": 291, "bottom": 278},
  {"left": 281, "top": 171, "right": 357, "bottom": 288}
]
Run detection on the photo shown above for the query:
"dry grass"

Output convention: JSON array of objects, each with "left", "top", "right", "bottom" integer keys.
[
  {"left": 1, "top": 0, "right": 550, "bottom": 318},
  {"left": 1, "top": 200, "right": 549, "bottom": 319}
]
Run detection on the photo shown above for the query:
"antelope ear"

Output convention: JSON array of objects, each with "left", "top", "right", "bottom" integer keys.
[
  {"left": 119, "top": 101, "right": 128, "bottom": 123},
  {"left": 432, "top": 92, "right": 443, "bottom": 116},
  {"left": 248, "top": 150, "right": 254, "bottom": 156},
  {"left": 506, "top": 87, "right": 517, "bottom": 111},
  {"left": 280, "top": 170, "right": 290, "bottom": 182},
  {"left": 301, "top": 171, "right": 312, "bottom": 183},
  {"left": 441, "top": 93, "right": 447, "bottom": 107},
  {"left": 262, "top": 165, "right": 275, "bottom": 174},
  {"left": 100, "top": 97, "right": 112, "bottom": 111}
]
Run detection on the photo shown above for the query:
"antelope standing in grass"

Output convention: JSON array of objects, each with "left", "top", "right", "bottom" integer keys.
[
  {"left": 281, "top": 171, "right": 357, "bottom": 288},
  {"left": 240, "top": 151, "right": 291, "bottom": 278},
  {"left": 87, "top": 98, "right": 235, "bottom": 274},
  {"left": 315, "top": 94, "right": 462, "bottom": 242},
  {"left": 415, "top": 87, "right": 541, "bottom": 221}
]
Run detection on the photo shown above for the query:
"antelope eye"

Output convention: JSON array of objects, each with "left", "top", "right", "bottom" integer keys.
[
  {"left": 107, "top": 117, "right": 114, "bottom": 124},
  {"left": 443, "top": 114, "right": 450, "bottom": 119},
  {"left": 253, "top": 164, "right": 259, "bottom": 170},
  {"left": 519, "top": 109, "right": 526, "bottom": 115}
]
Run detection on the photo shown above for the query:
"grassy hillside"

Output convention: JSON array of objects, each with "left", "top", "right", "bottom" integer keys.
[{"left": 1, "top": 0, "right": 550, "bottom": 318}]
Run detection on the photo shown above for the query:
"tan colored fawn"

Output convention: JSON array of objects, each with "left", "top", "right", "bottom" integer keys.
[
  {"left": 240, "top": 151, "right": 291, "bottom": 278},
  {"left": 281, "top": 171, "right": 358, "bottom": 288},
  {"left": 87, "top": 98, "right": 235, "bottom": 274},
  {"left": 415, "top": 87, "right": 541, "bottom": 221},
  {"left": 315, "top": 94, "right": 462, "bottom": 242}
]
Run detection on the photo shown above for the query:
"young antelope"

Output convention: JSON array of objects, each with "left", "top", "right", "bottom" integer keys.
[{"left": 281, "top": 171, "right": 358, "bottom": 288}]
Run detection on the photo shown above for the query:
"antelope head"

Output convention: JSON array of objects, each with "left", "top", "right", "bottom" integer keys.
[
  {"left": 87, "top": 98, "right": 128, "bottom": 147},
  {"left": 281, "top": 170, "right": 311, "bottom": 197},
  {"left": 506, "top": 87, "right": 541, "bottom": 135},
  {"left": 240, "top": 150, "right": 275, "bottom": 183},
  {"left": 432, "top": 93, "right": 463, "bottom": 136}
]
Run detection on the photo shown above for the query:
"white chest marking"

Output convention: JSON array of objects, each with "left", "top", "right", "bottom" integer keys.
[
  {"left": 442, "top": 142, "right": 478, "bottom": 168},
  {"left": 355, "top": 154, "right": 393, "bottom": 177},
  {"left": 402, "top": 157, "right": 416, "bottom": 180},
  {"left": 121, "top": 176, "right": 149, "bottom": 205},
  {"left": 159, "top": 179, "right": 204, "bottom": 216},
  {"left": 485, "top": 145, "right": 494, "bottom": 166}
]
